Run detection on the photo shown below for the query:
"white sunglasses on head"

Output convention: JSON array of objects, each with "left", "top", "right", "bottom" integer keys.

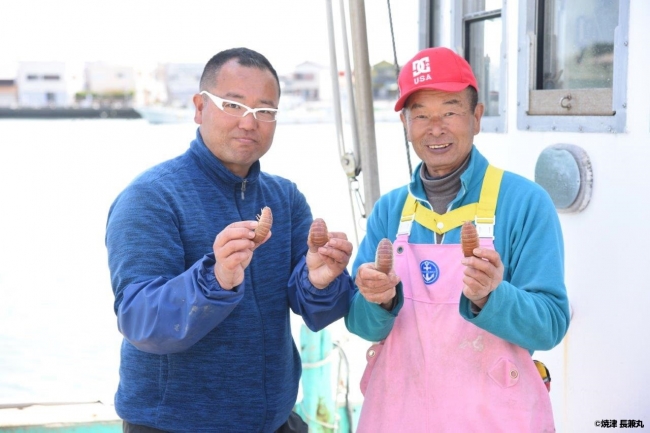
[{"left": 200, "top": 90, "right": 278, "bottom": 122}]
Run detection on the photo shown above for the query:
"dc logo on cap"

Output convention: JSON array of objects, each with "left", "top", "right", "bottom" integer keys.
[
  {"left": 412, "top": 57, "right": 431, "bottom": 78},
  {"left": 420, "top": 260, "right": 439, "bottom": 285}
]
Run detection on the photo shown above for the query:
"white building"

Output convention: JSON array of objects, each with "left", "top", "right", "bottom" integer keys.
[
  {"left": 16, "top": 62, "right": 70, "bottom": 107},
  {"left": 0, "top": 79, "right": 17, "bottom": 107},
  {"left": 282, "top": 61, "right": 331, "bottom": 101},
  {"left": 85, "top": 62, "right": 136, "bottom": 107}
]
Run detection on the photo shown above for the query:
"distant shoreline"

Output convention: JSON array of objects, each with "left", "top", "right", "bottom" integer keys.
[{"left": 0, "top": 107, "right": 142, "bottom": 119}]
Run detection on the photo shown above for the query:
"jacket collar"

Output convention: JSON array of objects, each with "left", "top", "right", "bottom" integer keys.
[
  {"left": 407, "top": 145, "right": 488, "bottom": 208},
  {"left": 189, "top": 128, "right": 261, "bottom": 186}
]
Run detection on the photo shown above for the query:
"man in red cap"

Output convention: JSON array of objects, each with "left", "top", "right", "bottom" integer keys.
[{"left": 345, "top": 47, "right": 570, "bottom": 431}]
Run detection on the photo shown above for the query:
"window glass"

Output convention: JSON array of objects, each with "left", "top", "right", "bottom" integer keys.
[
  {"left": 467, "top": 16, "right": 501, "bottom": 116},
  {"left": 464, "top": 0, "right": 501, "bottom": 13},
  {"left": 460, "top": 0, "right": 505, "bottom": 131},
  {"left": 540, "top": 0, "right": 619, "bottom": 90},
  {"left": 517, "top": 0, "right": 628, "bottom": 131}
]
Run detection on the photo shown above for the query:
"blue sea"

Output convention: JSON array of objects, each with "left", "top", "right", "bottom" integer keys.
[{"left": 0, "top": 116, "right": 416, "bottom": 409}]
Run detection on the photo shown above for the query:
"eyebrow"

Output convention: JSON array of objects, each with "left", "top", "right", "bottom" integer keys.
[{"left": 222, "top": 91, "right": 276, "bottom": 108}]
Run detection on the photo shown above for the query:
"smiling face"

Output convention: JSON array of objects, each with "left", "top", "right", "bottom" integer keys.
[
  {"left": 193, "top": 59, "right": 280, "bottom": 178},
  {"left": 400, "top": 88, "right": 484, "bottom": 178}
]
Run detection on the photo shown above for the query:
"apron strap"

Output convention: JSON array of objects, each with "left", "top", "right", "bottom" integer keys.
[{"left": 399, "top": 165, "right": 504, "bottom": 236}]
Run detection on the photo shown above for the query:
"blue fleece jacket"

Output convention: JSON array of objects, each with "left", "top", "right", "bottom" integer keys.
[
  {"left": 105, "top": 130, "right": 353, "bottom": 433},
  {"left": 345, "top": 146, "right": 570, "bottom": 354}
]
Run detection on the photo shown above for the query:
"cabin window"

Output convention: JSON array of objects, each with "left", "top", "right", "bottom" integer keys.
[
  {"left": 518, "top": 0, "right": 629, "bottom": 132},
  {"left": 461, "top": 0, "right": 506, "bottom": 133}
]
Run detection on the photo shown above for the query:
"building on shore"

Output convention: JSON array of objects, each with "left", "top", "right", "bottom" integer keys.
[
  {"left": 0, "top": 79, "right": 17, "bottom": 108},
  {"left": 83, "top": 62, "right": 136, "bottom": 108},
  {"left": 16, "top": 61, "right": 81, "bottom": 108}
]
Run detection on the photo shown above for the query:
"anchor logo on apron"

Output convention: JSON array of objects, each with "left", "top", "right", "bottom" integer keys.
[{"left": 419, "top": 260, "right": 439, "bottom": 285}]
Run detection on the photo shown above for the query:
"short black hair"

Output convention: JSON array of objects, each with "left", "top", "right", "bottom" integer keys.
[{"left": 199, "top": 47, "right": 280, "bottom": 96}]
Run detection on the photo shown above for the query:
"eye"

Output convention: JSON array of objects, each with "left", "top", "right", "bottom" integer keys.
[
  {"left": 224, "top": 102, "right": 244, "bottom": 111},
  {"left": 411, "top": 113, "right": 429, "bottom": 121}
]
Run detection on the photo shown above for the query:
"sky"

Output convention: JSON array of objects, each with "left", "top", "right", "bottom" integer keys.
[{"left": 0, "top": 0, "right": 420, "bottom": 77}]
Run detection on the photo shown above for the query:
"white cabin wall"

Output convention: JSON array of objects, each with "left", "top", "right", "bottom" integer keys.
[{"left": 470, "top": 1, "right": 650, "bottom": 430}]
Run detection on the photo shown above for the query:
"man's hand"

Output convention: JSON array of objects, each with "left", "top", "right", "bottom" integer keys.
[
  {"left": 355, "top": 263, "right": 401, "bottom": 310},
  {"left": 461, "top": 247, "right": 504, "bottom": 309},
  {"left": 306, "top": 232, "right": 353, "bottom": 289},
  {"left": 213, "top": 221, "right": 270, "bottom": 290}
]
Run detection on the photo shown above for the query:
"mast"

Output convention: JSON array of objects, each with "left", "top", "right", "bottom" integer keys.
[{"left": 348, "top": 0, "right": 381, "bottom": 215}]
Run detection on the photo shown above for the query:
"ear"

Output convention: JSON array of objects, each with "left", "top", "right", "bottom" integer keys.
[
  {"left": 193, "top": 93, "right": 204, "bottom": 124},
  {"left": 400, "top": 110, "right": 411, "bottom": 142},
  {"left": 472, "top": 102, "right": 484, "bottom": 135}
]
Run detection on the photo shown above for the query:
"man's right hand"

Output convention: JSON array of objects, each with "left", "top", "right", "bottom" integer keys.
[
  {"left": 355, "top": 263, "right": 401, "bottom": 310},
  {"left": 213, "top": 221, "right": 267, "bottom": 290}
]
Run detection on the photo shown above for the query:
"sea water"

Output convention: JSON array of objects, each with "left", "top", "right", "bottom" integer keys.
[{"left": 0, "top": 117, "right": 417, "bottom": 408}]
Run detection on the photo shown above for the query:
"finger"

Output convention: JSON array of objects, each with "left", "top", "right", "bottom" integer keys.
[
  {"left": 473, "top": 248, "right": 503, "bottom": 268},
  {"left": 226, "top": 220, "right": 259, "bottom": 230},
  {"left": 463, "top": 265, "right": 492, "bottom": 287},
  {"left": 215, "top": 226, "right": 257, "bottom": 247},
  {"left": 215, "top": 253, "right": 253, "bottom": 279},
  {"left": 215, "top": 238, "right": 256, "bottom": 260},
  {"left": 318, "top": 254, "right": 339, "bottom": 268},
  {"left": 356, "top": 264, "right": 393, "bottom": 287},
  {"left": 356, "top": 272, "right": 396, "bottom": 294},
  {"left": 318, "top": 248, "right": 351, "bottom": 267},
  {"left": 462, "top": 281, "right": 491, "bottom": 302},
  {"left": 388, "top": 272, "right": 401, "bottom": 287},
  {"left": 319, "top": 237, "right": 353, "bottom": 255},
  {"left": 361, "top": 287, "right": 396, "bottom": 305},
  {"left": 462, "top": 274, "right": 482, "bottom": 292},
  {"left": 252, "top": 229, "right": 272, "bottom": 250},
  {"left": 327, "top": 231, "right": 349, "bottom": 241},
  {"left": 462, "top": 255, "right": 494, "bottom": 276}
]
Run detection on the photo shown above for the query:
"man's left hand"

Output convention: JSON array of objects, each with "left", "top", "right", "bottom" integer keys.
[
  {"left": 306, "top": 232, "right": 353, "bottom": 289},
  {"left": 461, "top": 248, "right": 504, "bottom": 309}
]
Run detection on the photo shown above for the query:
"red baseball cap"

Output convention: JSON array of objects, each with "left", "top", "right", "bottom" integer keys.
[{"left": 394, "top": 47, "right": 478, "bottom": 111}]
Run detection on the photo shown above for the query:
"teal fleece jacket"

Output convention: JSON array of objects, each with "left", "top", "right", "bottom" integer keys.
[
  {"left": 106, "top": 130, "right": 353, "bottom": 432},
  {"left": 345, "top": 146, "right": 570, "bottom": 354}
]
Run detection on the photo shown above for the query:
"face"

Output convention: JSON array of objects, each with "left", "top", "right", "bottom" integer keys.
[
  {"left": 193, "top": 59, "right": 280, "bottom": 178},
  {"left": 400, "top": 88, "right": 484, "bottom": 178}
]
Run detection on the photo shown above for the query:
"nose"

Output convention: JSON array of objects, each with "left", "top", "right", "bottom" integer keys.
[
  {"left": 427, "top": 115, "right": 446, "bottom": 136},
  {"left": 237, "top": 111, "right": 258, "bottom": 129}
]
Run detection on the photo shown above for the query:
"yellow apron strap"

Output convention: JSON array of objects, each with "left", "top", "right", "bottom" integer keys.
[
  {"left": 476, "top": 165, "right": 503, "bottom": 220},
  {"left": 400, "top": 165, "right": 504, "bottom": 235}
]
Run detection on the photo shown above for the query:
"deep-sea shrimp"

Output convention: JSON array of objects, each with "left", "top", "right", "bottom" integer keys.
[{"left": 253, "top": 206, "right": 273, "bottom": 244}]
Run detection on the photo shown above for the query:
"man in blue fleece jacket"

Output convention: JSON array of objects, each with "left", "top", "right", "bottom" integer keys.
[
  {"left": 345, "top": 47, "right": 570, "bottom": 432},
  {"left": 105, "top": 48, "right": 354, "bottom": 433}
]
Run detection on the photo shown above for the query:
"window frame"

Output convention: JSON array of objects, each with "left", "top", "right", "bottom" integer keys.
[
  {"left": 460, "top": 6, "right": 508, "bottom": 133},
  {"left": 517, "top": 0, "right": 630, "bottom": 133},
  {"left": 446, "top": 0, "right": 508, "bottom": 133}
]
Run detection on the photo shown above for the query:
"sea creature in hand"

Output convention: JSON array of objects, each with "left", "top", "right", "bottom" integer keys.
[
  {"left": 253, "top": 206, "right": 273, "bottom": 244},
  {"left": 308, "top": 218, "right": 329, "bottom": 247},
  {"left": 375, "top": 238, "right": 393, "bottom": 274},
  {"left": 461, "top": 221, "right": 479, "bottom": 257}
]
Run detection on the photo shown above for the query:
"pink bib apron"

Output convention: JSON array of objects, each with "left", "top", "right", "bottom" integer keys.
[{"left": 357, "top": 167, "right": 555, "bottom": 433}]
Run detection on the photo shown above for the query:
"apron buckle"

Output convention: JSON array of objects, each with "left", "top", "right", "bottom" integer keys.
[
  {"left": 398, "top": 214, "right": 415, "bottom": 235},
  {"left": 475, "top": 216, "right": 495, "bottom": 239}
]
